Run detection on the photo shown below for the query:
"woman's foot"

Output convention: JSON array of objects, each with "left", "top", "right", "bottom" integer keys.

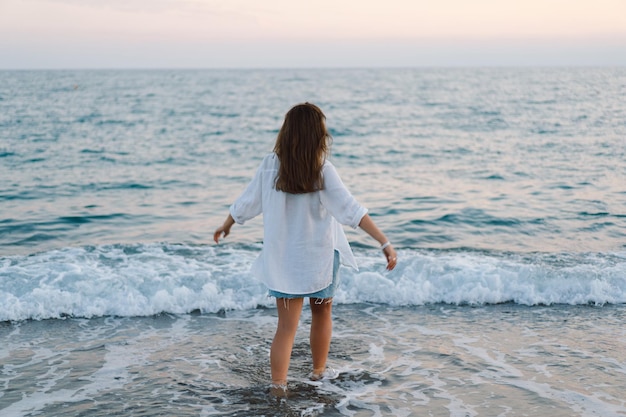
[
  {"left": 269, "top": 382, "right": 288, "bottom": 397},
  {"left": 309, "top": 366, "right": 338, "bottom": 381}
]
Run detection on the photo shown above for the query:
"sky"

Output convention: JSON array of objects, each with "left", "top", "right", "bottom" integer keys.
[{"left": 1, "top": 0, "right": 625, "bottom": 69}]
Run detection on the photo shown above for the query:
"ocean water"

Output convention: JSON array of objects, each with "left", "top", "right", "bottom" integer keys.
[{"left": 1, "top": 68, "right": 626, "bottom": 416}]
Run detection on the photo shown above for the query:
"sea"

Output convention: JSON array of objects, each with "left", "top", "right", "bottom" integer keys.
[{"left": 1, "top": 68, "right": 625, "bottom": 416}]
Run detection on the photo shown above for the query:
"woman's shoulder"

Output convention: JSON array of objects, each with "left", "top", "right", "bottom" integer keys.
[
  {"left": 322, "top": 158, "right": 338, "bottom": 173},
  {"left": 322, "top": 157, "right": 337, "bottom": 167},
  {"left": 260, "top": 153, "right": 279, "bottom": 167},
  {"left": 321, "top": 159, "right": 343, "bottom": 185}
]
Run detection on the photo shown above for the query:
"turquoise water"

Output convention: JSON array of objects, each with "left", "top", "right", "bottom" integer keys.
[
  {"left": 2, "top": 68, "right": 625, "bottom": 255},
  {"left": 1, "top": 68, "right": 626, "bottom": 416}
]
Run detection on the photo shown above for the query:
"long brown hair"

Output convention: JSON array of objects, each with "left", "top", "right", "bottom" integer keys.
[{"left": 273, "top": 103, "right": 331, "bottom": 194}]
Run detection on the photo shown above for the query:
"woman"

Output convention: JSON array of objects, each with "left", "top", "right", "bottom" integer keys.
[{"left": 213, "top": 103, "right": 397, "bottom": 395}]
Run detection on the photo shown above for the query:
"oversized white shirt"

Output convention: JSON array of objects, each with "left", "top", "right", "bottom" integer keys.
[{"left": 230, "top": 153, "right": 368, "bottom": 294}]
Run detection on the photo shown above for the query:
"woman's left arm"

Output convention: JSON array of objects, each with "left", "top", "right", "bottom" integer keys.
[
  {"left": 214, "top": 214, "right": 235, "bottom": 243},
  {"left": 214, "top": 158, "right": 267, "bottom": 244}
]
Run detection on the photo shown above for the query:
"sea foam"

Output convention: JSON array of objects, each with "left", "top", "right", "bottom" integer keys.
[{"left": 1, "top": 243, "right": 625, "bottom": 321}]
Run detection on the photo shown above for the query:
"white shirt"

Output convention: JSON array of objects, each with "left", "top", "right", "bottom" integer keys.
[{"left": 230, "top": 153, "right": 368, "bottom": 294}]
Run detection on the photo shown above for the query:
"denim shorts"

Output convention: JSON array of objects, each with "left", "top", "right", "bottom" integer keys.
[{"left": 268, "top": 250, "right": 340, "bottom": 300}]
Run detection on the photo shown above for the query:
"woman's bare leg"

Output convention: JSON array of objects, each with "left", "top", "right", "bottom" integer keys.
[
  {"left": 270, "top": 297, "right": 304, "bottom": 390},
  {"left": 309, "top": 298, "right": 333, "bottom": 376}
]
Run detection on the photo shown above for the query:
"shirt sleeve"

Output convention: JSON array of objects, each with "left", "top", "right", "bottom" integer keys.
[
  {"left": 319, "top": 162, "right": 368, "bottom": 229},
  {"left": 229, "top": 161, "right": 264, "bottom": 225}
]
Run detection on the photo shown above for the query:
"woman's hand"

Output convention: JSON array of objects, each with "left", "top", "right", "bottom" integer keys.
[
  {"left": 213, "top": 215, "right": 235, "bottom": 243},
  {"left": 383, "top": 244, "right": 398, "bottom": 271}
]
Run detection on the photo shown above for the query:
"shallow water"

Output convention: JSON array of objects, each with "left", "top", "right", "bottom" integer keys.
[{"left": 1, "top": 305, "right": 625, "bottom": 416}]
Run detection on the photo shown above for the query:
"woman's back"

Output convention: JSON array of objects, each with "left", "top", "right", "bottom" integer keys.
[{"left": 230, "top": 153, "right": 366, "bottom": 294}]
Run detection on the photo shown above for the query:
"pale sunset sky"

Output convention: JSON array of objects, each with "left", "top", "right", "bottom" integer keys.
[{"left": 1, "top": 0, "right": 625, "bottom": 68}]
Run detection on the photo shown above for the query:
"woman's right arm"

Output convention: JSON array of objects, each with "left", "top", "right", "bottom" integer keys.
[
  {"left": 320, "top": 162, "right": 398, "bottom": 270},
  {"left": 358, "top": 214, "right": 398, "bottom": 271}
]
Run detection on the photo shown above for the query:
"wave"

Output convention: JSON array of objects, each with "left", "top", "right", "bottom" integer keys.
[{"left": 1, "top": 243, "right": 625, "bottom": 322}]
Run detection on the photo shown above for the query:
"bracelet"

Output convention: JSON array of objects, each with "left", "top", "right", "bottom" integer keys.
[{"left": 380, "top": 241, "right": 391, "bottom": 250}]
